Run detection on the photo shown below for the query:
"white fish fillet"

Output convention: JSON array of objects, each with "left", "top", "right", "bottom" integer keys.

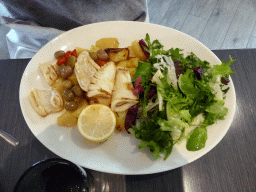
[
  {"left": 74, "top": 51, "right": 100, "bottom": 92},
  {"left": 39, "top": 60, "right": 58, "bottom": 86},
  {"left": 87, "top": 61, "right": 116, "bottom": 98},
  {"left": 111, "top": 67, "right": 138, "bottom": 112},
  {"left": 29, "top": 89, "right": 64, "bottom": 117}
]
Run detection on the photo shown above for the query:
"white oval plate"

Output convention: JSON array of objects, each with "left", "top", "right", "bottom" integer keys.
[{"left": 19, "top": 21, "right": 236, "bottom": 175}]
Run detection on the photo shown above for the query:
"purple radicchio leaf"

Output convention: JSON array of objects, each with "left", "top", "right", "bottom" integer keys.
[
  {"left": 188, "top": 66, "right": 203, "bottom": 80},
  {"left": 146, "top": 86, "right": 157, "bottom": 100},
  {"left": 125, "top": 105, "right": 139, "bottom": 133},
  {"left": 133, "top": 76, "right": 145, "bottom": 95},
  {"left": 139, "top": 39, "right": 150, "bottom": 58}
]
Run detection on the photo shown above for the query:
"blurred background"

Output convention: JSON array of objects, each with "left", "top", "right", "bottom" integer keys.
[{"left": 1, "top": 0, "right": 256, "bottom": 60}]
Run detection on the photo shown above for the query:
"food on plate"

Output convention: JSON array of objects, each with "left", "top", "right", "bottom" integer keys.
[
  {"left": 95, "top": 37, "right": 119, "bottom": 49},
  {"left": 29, "top": 89, "right": 64, "bottom": 117},
  {"left": 39, "top": 61, "right": 58, "bottom": 86},
  {"left": 115, "top": 110, "right": 128, "bottom": 131},
  {"left": 74, "top": 51, "right": 100, "bottom": 92},
  {"left": 127, "top": 34, "right": 235, "bottom": 160},
  {"left": 29, "top": 34, "right": 235, "bottom": 160},
  {"left": 87, "top": 61, "right": 116, "bottom": 98},
  {"left": 77, "top": 104, "right": 116, "bottom": 142},
  {"left": 111, "top": 67, "right": 139, "bottom": 112},
  {"left": 105, "top": 48, "right": 129, "bottom": 62}
]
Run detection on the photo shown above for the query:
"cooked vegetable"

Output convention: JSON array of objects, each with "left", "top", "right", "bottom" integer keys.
[
  {"left": 117, "top": 60, "right": 128, "bottom": 68},
  {"left": 60, "top": 66, "right": 73, "bottom": 79},
  {"left": 76, "top": 47, "right": 90, "bottom": 56},
  {"left": 62, "top": 80, "right": 73, "bottom": 89},
  {"left": 105, "top": 48, "right": 129, "bottom": 62},
  {"left": 72, "top": 85, "right": 83, "bottom": 96},
  {"left": 90, "top": 45, "right": 100, "bottom": 52},
  {"left": 57, "top": 111, "right": 78, "bottom": 126},
  {"left": 66, "top": 56, "right": 77, "bottom": 68},
  {"left": 62, "top": 89, "right": 75, "bottom": 101},
  {"left": 89, "top": 52, "right": 98, "bottom": 61},
  {"left": 54, "top": 50, "right": 65, "bottom": 59},
  {"left": 131, "top": 40, "right": 147, "bottom": 61},
  {"left": 65, "top": 101, "right": 78, "bottom": 111},
  {"left": 96, "top": 37, "right": 119, "bottom": 49},
  {"left": 97, "top": 50, "right": 109, "bottom": 61},
  {"left": 57, "top": 57, "right": 66, "bottom": 65},
  {"left": 127, "top": 67, "right": 136, "bottom": 79},
  {"left": 52, "top": 77, "right": 65, "bottom": 94},
  {"left": 71, "top": 49, "right": 78, "bottom": 57},
  {"left": 70, "top": 99, "right": 89, "bottom": 118},
  {"left": 127, "top": 57, "right": 140, "bottom": 68},
  {"left": 68, "top": 73, "right": 79, "bottom": 85}
]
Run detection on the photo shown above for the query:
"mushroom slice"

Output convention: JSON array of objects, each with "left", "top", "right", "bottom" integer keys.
[
  {"left": 74, "top": 51, "right": 100, "bottom": 92},
  {"left": 39, "top": 60, "right": 58, "bottom": 86},
  {"left": 29, "top": 89, "right": 64, "bottom": 117},
  {"left": 87, "top": 61, "right": 116, "bottom": 98},
  {"left": 111, "top": 67, "right": 138, "bottom": 112}
]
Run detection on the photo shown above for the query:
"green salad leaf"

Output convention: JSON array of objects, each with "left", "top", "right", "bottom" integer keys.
[{"left": 131, "top": 33, "right": 235, "bottom": 160}]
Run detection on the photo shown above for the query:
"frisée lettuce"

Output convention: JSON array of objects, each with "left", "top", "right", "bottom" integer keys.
[{"left": 131, "top": 34, "right": 235, "bottom": 160}]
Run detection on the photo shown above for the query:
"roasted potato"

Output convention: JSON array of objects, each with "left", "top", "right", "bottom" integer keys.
[
  {"left": 127, "top": 68, "right": 136, "bottom": 79},
  {"left": 68, "top": 73, "right": 79, "bottom": 85},
  {"left": 127, "top": 57, "right": 140, "bottom": 68},
  {"left": 90, "top": 45, "right": 100, "bottom": 52},
  {"left": 75, "top": 47, "right": 90, "bottom": 56},
  {"left": 52, "top": 77, "right": 65, "bottom": 94},
  {"left": 96, "top": 37, "right": 119, "bottom": 49},
  {"left": 70, "top": 99, "right": 89, "bottom": 118},
  {"left": 131, "top": 40, "right": 147, "bottom": 61},
  {"left": 57, "top": 111, "right": 78, "bottom": 127},
  {"left": 105, "top": 48, "right": 129, "bottom": 62},
  {"left": 117, "top": 60, "right": 129, "bottom": 68},
  {"left": 128, "top": 46, "right": 136, "bottom": 58}
]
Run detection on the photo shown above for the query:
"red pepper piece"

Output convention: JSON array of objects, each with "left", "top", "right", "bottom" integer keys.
[
  {"left": 57, "top": 57, "right": 66, "bottom": 65},
  {"left": 71, "top": 49, "right": 78, "bottom": 57},
  {"left": 65, "top": 51, "right": 72, "bottom": 59}
]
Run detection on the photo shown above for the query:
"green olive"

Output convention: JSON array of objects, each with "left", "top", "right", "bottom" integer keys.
[
  {"left": 66, "top": 56, "right": 77, "bottom": 68},
  {"left": 65, "top": 101, "right": 78, "bottom": 111},
  {"left": 89, "top": 52, "right": 98, "bottom": 61},
  {"left": 60, "top": 66, "right": 73, "bottom": 79},
  {"left": 56, "top": 65, "right": 64, "bottom": 77},
  {"left": 72, "top": 85, "right": 83, "bottom": 96},
  {"left": 97, "top": 50, "right": 109, "bottom": 61},
  {"left": 54, "top": 50, "right": 65, "bottom": 59},
  {"left": 62, "top": 89, "right": 75, "bottom": 101},
  {"left": 62, "top": 80, "right": 73, "bottom": 89}
]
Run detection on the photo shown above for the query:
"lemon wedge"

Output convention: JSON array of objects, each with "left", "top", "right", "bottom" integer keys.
[{"left": 78, "top": 104, "right": 116, "bottom": 142}]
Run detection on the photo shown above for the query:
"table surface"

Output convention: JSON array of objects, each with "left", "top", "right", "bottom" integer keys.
[{"left": 0, "top": 49, "right": 255, "bottom": 192}]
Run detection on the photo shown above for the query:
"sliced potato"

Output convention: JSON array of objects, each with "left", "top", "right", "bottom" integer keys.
[
  {"left": 127, "top": 57, "right": 140, "bottom": 68},
  {"left": 75, "top": 47, "right": 90, "bottom": 56},
  {"left": 52, "top": 77, "right": 65, "bottom": 94},
  {"left": 96, "top": 37, "right": 119, "bottom": 49},
  {"left": 127, "top": 68, "right": 136, "bottom": 79},
  {"left": 90, "top": 45, "right": 100, "bottom": 52},
  {"left": 70, "top": 99, "right": 89, "bottom": 118},
  {"left": 115, "top": 110, "right": 128, "bottom": 131},
  {"left": 105, "top": 48, "right": 129, "bottom": 62},
  {"left": 131, "top": 40, "right": 147, "bottom": 61},
  {"left": 117, "top": 60, "right": 129, "bottom": 68},
  {"left": 57, "top": 111, "right": 78, "bottom": 127}
]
